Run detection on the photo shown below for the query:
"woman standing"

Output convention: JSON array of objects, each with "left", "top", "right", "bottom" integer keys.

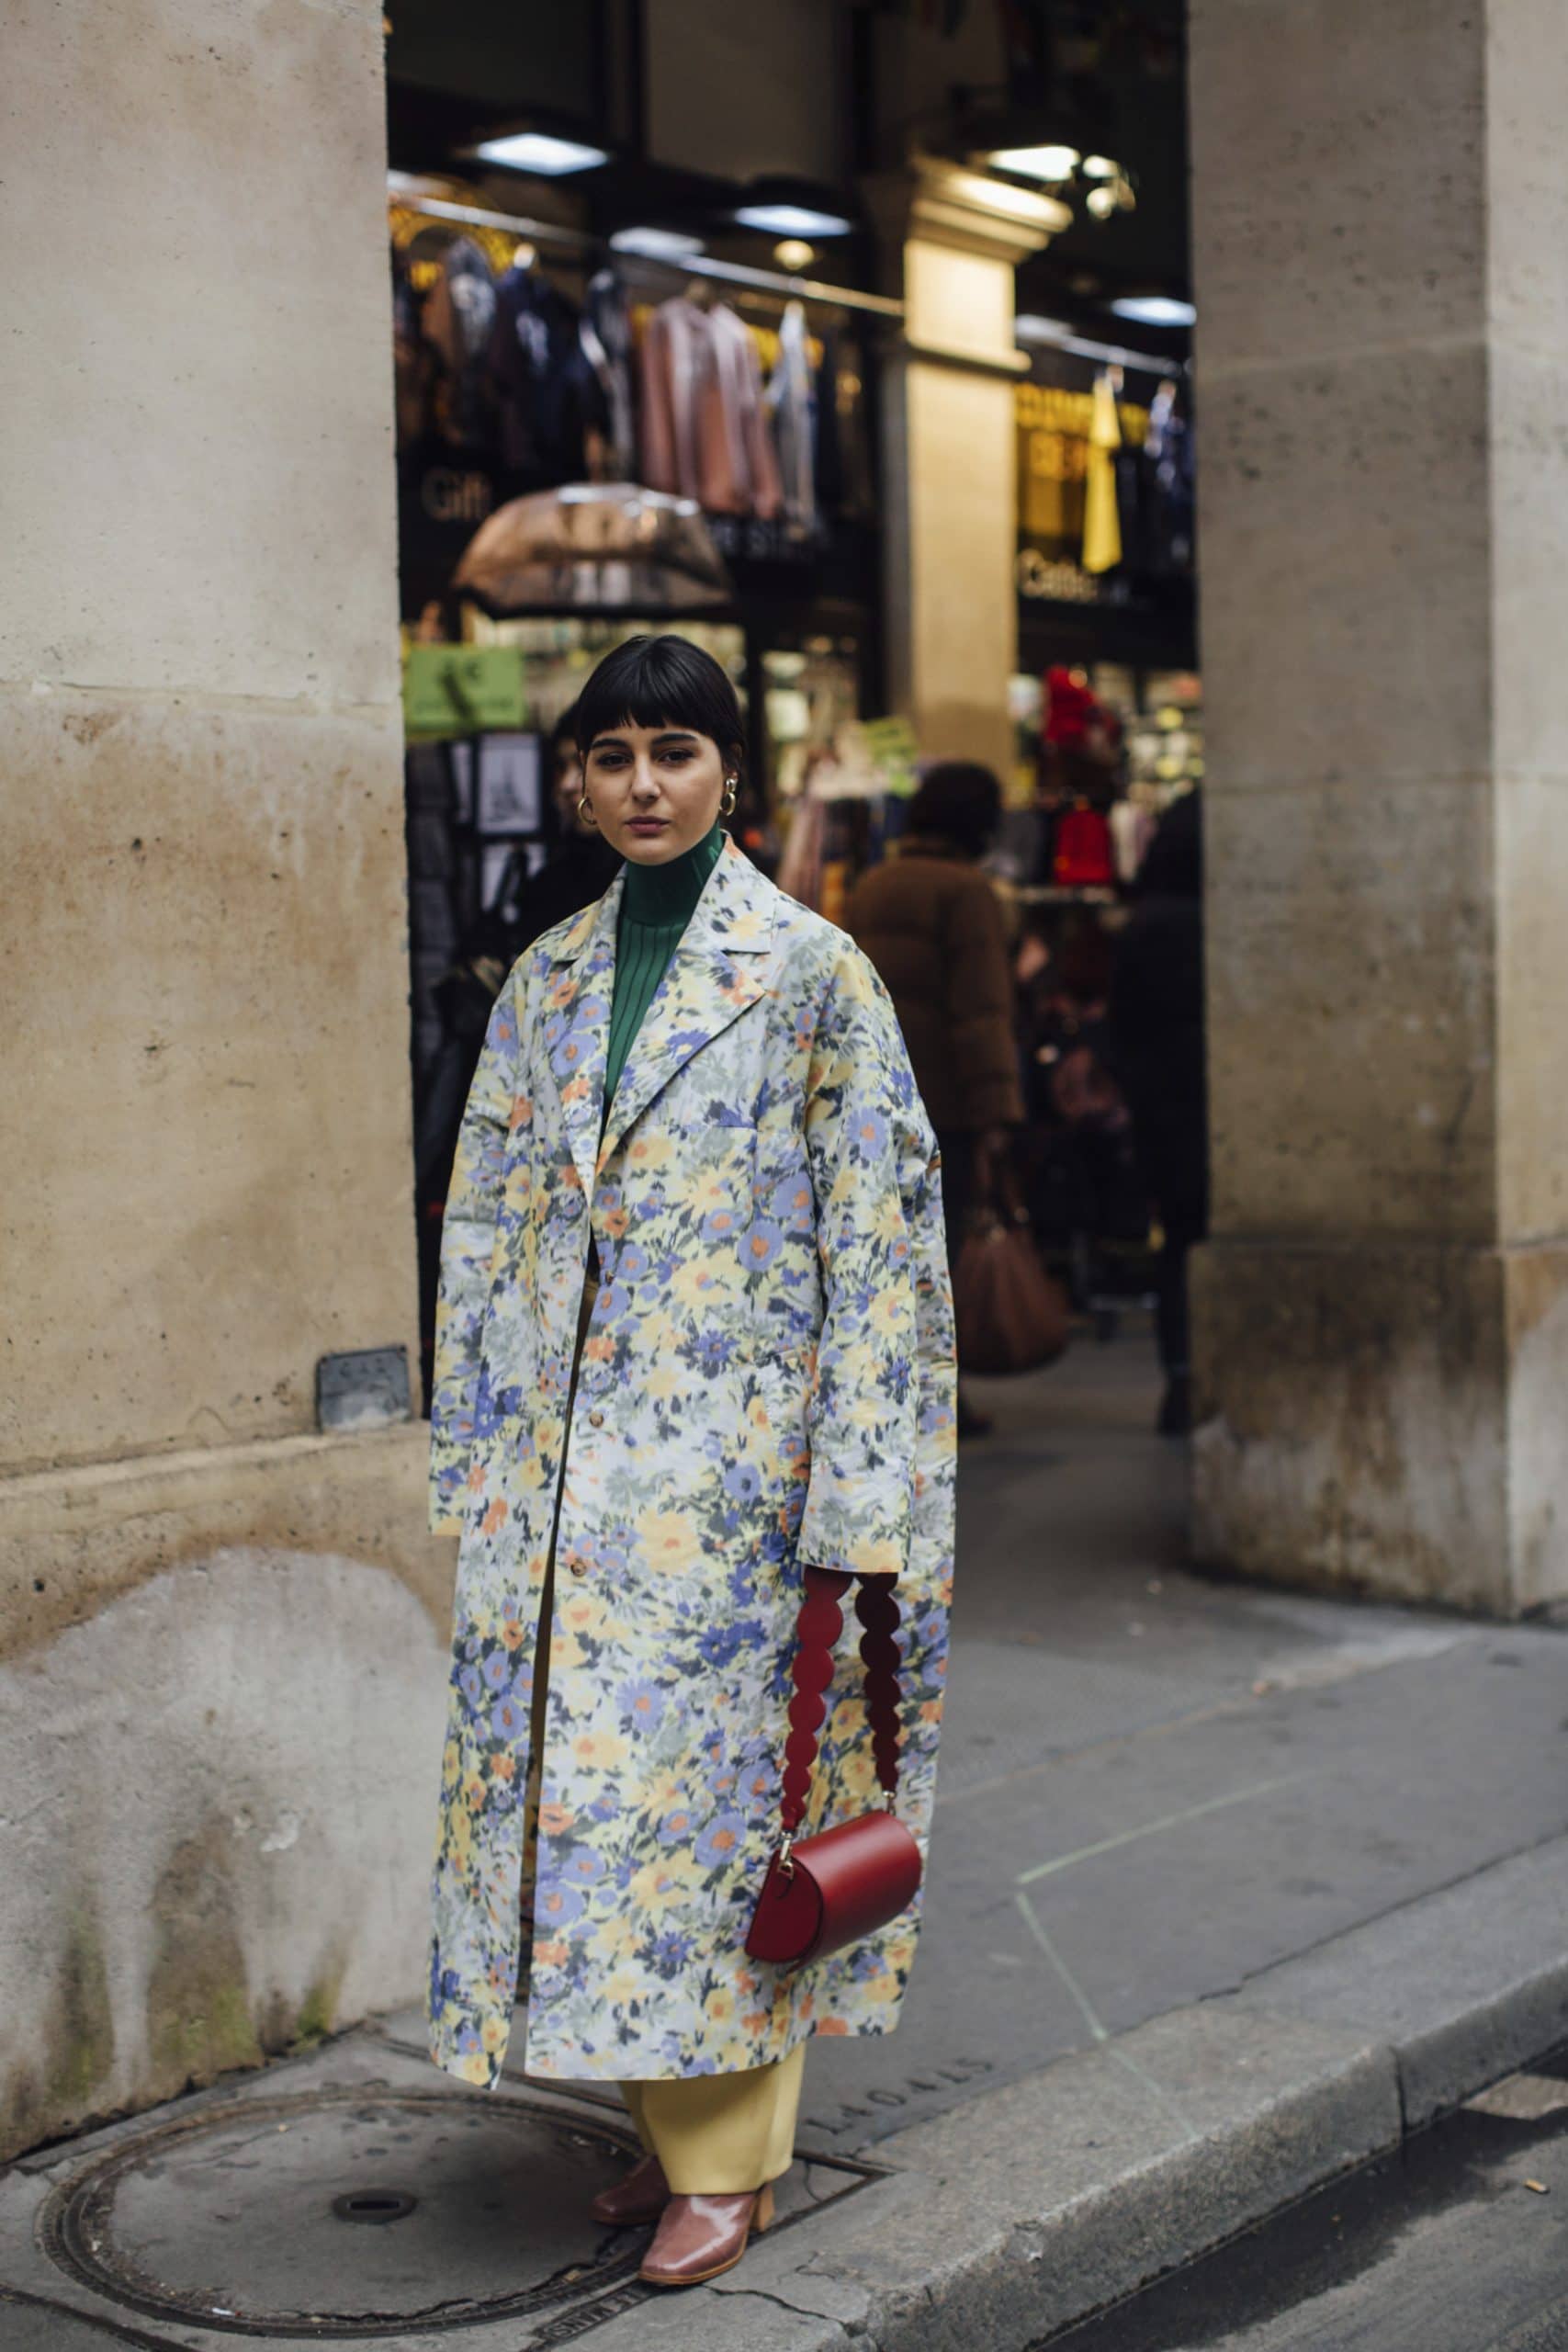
[{"left": 427, "top": 637, "right": 956, "bottom": 2289}]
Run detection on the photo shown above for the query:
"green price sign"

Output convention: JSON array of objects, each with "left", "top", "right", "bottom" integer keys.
[{"left": 403, "top": 645, "right": 528, "bottom": 739}]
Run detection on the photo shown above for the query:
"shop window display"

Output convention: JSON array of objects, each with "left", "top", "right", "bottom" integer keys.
[
  {"left": 990, "top": 659, "right": 1205, "bottom": 1336},
  {"left": 1015, "top": 368, "right": 1195, "bottom": 609},
  {"left": 389, "top": 174, "right": 886, "bottom": 1401},
  {"left": 400, "top": 609, "right": 757, "bottom": 1396},
  {"left": 763, "top": 638, "right": 864, "bottom": 803},
  {"left": 390, "top": 188, "right": 878, "bottom": 616}
]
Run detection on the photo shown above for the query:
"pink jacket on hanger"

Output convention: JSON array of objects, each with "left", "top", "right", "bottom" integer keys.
[{"left": 639, "top": 296, "right": 783, "bottom": 519}]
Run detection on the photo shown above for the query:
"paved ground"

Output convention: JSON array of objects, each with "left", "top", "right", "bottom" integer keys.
[
  {"left": 1041, "top": 2039, "right": 1568, "bottom": 2350},
  {"left": 797, "top": 1332, "right": 1568, "bottom": 2149},
  {"left": 5, "top": 1320, "right": 1566, "bottom": 2349}
]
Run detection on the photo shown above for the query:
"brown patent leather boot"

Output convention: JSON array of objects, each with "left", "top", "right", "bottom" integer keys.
[
  {"left": 589, "top": 2152, "right": 670, "bottom": 2226},
  {"left": 638, "top": 2181, "right": 775, "bottom": 2287}
]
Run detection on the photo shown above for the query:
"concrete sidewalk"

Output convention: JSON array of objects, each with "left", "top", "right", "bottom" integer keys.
[{"left": 6, "top": 1328, "right": 1566, "bottom": 2349}]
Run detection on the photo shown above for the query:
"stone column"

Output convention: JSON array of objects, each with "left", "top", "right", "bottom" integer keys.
[
  {"left": 871, "top": 160, "right": 1065, "bottom": 775},
  {"left": 1189, "top": 0, "right": 1568, "bottom": 1613},
  {"left": 0, "top": 0, "right": 447, "bottom": 2154}
]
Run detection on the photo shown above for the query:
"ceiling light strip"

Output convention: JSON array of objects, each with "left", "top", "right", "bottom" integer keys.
[
  {"left": 1016, "top": 320, "right": 1191, "bottom": 374},
  {"left": 387, "top": 178, "right": 903, "bottom": 321},
  {"left": 387, "top": 180, "right": 594, "bottom": 252},
  {"left": 678, "top": 254, "right": 902, "bottom": 318}
]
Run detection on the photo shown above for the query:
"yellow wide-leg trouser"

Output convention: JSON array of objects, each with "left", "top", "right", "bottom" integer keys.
[
  {"left": 520, "top": 1265, "right": 807, "bottom": 2196},
  {"left": 618, "top": 2044, "right": 806, "bottom": 2194}
]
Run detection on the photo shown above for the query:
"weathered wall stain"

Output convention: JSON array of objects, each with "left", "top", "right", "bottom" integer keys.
[
  {"left": 0, "top": 0, "right": 428, "bottom": 2168},
  {"left": 0, "top": 1903, "right": 116, "bottom": 2159},
  {"left": 1192, "top": 1239, "right": 1568, "bottom": 1614},
  {"left": 146, "top": 1826, "right": 265, "bottom": 2090},
  {"left": 0, "top": 1555, "right": 446, "bottom": 2162},
  {"left": 0, "top": 1426, "right": 454, "bottom": 1669}
]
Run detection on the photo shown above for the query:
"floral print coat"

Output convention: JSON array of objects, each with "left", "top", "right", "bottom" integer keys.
[{"left": 427, "top": 833, "right": 956, "bottom": 2087}]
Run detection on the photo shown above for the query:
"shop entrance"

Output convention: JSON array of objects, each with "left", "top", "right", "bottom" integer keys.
[
  {"left": 388, "top": 173, "right": 895, "bottom": 1403},
  {"left": 384, "top": 3, "right": 1203, "bottom": 1437}
]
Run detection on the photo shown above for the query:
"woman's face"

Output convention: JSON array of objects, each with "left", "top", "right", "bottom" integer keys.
[{"left": 582, "top": 720, "right": 731, "bottom": 863}]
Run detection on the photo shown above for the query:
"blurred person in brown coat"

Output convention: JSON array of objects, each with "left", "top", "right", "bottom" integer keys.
[{"left": 847, "top": 763, "right": 1024, "bottom": 1437}]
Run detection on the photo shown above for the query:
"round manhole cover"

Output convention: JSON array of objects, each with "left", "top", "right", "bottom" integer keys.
[{"left": 39, "top": 2086, "right": 647, "bottom": 2336}]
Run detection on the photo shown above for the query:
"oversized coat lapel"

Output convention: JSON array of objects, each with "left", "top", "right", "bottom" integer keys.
[
  {"left": 542, "top": 867, "right": 624, "bottom": 1204},
  {"left": 543, "top": 834, "right": 778, "bottom": 1194}
]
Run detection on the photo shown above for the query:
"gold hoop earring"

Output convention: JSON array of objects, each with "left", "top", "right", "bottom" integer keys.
[
  {"left": 721, "top": 776, "right": 738, "bottom": 816},
  {"left": 578, "top": 790, "right": 597, "bottom": 828}
]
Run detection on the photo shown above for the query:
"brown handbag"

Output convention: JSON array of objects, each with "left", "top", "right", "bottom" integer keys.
[
  {"left": 745, "top": 1570, "right": 922, "bottom": 1968},
  {"left": 953, "top": 1160, "right": 1071, "bottom": 1376}
]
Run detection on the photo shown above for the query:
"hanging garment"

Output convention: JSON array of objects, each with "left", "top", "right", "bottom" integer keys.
[
  {"left": 1053, "top": 802, "right": 1117, "bottom": 887},
  {"left": 814, "top": 325, "right": 846, "bottom": 516},
  {"left": 1112, "top": 435, "right": 1148, "bottom": 578},
  {"left": 1145, "top": 379, "right": 1196, "bottom": 576},
  {"left": 639, "top": 296, "right": 784, "bottom": 518},
  {"left": 424, "top": 237, "right": 498, "bottom": 451},
  {"left": 702, "top": 303, "right": 784, "bottom": 517},
  {"left": 1110, "top": 797, "right": 1156, "bottom": 884},
  {"left": 767, "top": 300, "right": 818, "bottom": 536},
  {"left": 1043, "top": 664, "right": 1103, "bottom": 752},
  {"left": 638, "top": 294, "right": 705, "bottom": 500},
  {"left": 1081, "top": 371, "right": 1123, "bottom": 574},
  {"left": 484, "top": 266, "right": 609, "bottom": 492},
  {"left": 581, "top": 268, "right": 637, "bottom": 481},
  {"left": 392, "top": 247, "right": 437, "bottom": 449},
  {"left": 426, "top": 836, "right": 955, "bottom": 2086},
  {"left": 814, "top": 325, "right": 874, "bottom": 519},
  {"left": 775, "top": 788, "right": 828, "bottom": 910}
]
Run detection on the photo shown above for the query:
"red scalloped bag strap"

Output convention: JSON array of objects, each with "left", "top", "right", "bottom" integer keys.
[{"left": 778, "top": 1567, "right": 905, "bottom": 1839}]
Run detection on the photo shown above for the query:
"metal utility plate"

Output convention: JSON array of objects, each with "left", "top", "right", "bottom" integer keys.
[{"left": 1, "top": 2048, "right": 881, "bottom": 2350}]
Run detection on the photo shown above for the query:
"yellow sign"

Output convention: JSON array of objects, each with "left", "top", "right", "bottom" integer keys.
[{"left": 1015, "top": 381, "right": 1149, "bottom": 555}]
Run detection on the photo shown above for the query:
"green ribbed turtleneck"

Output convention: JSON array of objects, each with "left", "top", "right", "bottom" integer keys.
[{"left": 602, "top": 819, "right": 724, "bottom": 1125}]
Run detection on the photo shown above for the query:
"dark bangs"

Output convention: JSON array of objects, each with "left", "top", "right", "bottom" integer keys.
[{"left": 575, "top": 635, "right": 744, "bottom": 767}]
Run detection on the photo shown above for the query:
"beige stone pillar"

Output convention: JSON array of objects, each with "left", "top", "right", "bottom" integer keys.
[
  {"left": 872, "top": 160, "right": 1065, "bottom": 775},
  {"left": 1189, "top": 0, "right": 1568, "bottom": 1614},
  {"left": 0, "top": 0, "right": 449, "bottom": 2154}
]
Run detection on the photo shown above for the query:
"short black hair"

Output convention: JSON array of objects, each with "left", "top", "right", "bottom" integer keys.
[
  {"left": 907, "top": 761, "right": 1003, "bottom": 859},
  {"left": 574, "top": 635, "right": 744, "bottom": 772},
  {"left": 549, "top": 700, "right": 581, "bottom": 749}
]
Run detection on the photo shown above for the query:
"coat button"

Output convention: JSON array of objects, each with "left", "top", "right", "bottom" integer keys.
[
  {"left": 569, "top": 1558, "right": 588, "bottom": 1577},
  {"left": 589, "top": 1408, "right": 604, "bottom": 1427}
]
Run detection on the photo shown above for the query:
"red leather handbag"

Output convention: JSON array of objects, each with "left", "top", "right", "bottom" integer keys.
[{"left": 745, "top": 1568, "right": 923, "bottom": 1967}]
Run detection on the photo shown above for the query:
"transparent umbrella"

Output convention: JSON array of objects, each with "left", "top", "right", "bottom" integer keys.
[{"left": 452, "top": 482, "right": 734, "bottom": 615}]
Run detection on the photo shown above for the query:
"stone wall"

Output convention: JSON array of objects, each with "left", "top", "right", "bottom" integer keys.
[
  {"left": 0, "top": 0, "right": 449, "bottom": 2156},
  {"left": 1188, "top": 0, "right": 1568, "bottom": 1612}
]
